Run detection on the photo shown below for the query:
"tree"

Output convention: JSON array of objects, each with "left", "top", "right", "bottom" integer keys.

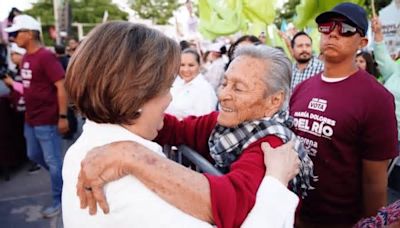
[
  {"left": 25, "top": 0, "right": 128, "bottom": 25},
  {"left": 129, "top": 0, "right": 181, "bottom": 25},
  {"left": 24, "top": 0, "right": 128, "bottom": 45},
  {"left": 364, "top": 0, "right": 393, "bottom": 15},
  {"left": 71, "top": 0, "right": 128, "bottom": 23}
]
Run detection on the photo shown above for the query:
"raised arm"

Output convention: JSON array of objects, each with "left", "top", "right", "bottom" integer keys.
[{"left": 371, "top": 16, "right": 398, "bottom": 81}]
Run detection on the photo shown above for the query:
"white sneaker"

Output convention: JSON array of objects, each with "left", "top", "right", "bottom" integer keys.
[{"left": 42, "top": 204, "right": 61, "bottom": 218}]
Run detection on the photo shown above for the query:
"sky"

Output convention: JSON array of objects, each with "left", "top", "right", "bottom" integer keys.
[{"left": 0, "top": 0, "right": 288, "bottom": 21}]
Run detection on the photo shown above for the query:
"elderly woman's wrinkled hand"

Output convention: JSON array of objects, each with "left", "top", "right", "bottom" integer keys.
[
  {"left": 261, "top": 141, "right": 300, "bottom": 186},
  {"left": 77, "top": 141, "right": 135, "bottom": 215}
]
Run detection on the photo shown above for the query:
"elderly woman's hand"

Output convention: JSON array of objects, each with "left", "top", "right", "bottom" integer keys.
[
  {"left": 77, "top": 141, "right": 139, "bottom": 215},
  {"left": 261, "top": 141, "right": 300, "bottom": 186}
]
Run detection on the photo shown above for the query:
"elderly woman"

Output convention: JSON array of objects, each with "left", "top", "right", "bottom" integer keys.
[
  {"left": 76, "top": 44, "right": 314, "bottom": 227},
  {"left": 165, "top": 48, "right": 217, "bottom": 119},
  {"left": 62, "top": 22, "right": 303, "bottom": 228}
]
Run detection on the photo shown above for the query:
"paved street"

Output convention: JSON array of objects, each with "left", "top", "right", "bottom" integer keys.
[
  {"left": 0, "top": 163, "right": 62, "bottom": 228},
  {"left": 1, "top": 159, "right": 400, "bottom": 228}
]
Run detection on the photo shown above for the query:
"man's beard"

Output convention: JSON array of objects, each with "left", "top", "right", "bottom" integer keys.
[
  {"left": 296, "top": 54, "right": 311, "bottom": 64},
  {"left": 297, "top": 57, "right": 311, "bottom": 64}
]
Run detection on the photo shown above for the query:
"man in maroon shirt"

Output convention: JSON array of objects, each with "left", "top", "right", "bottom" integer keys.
[
  {"left": 5, "top": 15, "right": 69, "bottom": 218},
  {"left": 290, "top": 3, "right": 398, "bottom": 227}
]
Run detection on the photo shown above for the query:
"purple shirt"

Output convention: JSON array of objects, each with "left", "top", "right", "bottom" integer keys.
[
  {"left": 290, "top": 70, "right": 398, "bottom": 224},
  {"left": 21, "top": 48, "right": 65, "bottom": 126}
]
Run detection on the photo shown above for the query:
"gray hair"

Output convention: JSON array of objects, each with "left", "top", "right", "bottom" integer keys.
[{"left": 234, "top": 45, "right": 292, "bottom": 109}]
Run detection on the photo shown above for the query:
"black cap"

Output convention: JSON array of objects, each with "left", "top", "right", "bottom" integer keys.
[{"left": 315, "top": 2, "right": 368, "bottom": 36}]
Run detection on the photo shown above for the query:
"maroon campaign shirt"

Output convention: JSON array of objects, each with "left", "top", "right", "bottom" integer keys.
[
  {"left": 20, "top": 48, "right": 65, "bottom": 126},
  {"left": 290, "top": 70, "right": 398, "bottom": 225}
]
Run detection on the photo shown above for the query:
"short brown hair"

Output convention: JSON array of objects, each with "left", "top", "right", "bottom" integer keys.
[{"left": 65, "top": 22, "right": 180, "bottom": 124}]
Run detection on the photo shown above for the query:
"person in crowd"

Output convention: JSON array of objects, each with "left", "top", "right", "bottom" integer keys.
[
  {"left": 0, "top": 36, "right": 8, "bottom": 89},
  {"left": 371, "top": 16, "right": 400, "bottom": 174},
  {"left": 2, "top": 43, "right": 42, "bottom": 174},
  {"left": 70, "top": 43, "right": 315, "bottom": 228},
  {"left": 202, "top": 50, "right": 213, "bottom": 72},
  {"left": 54, "top": 44, "right": 69, "bottom": 71},
  {"left": 62, "top": 21, "right": 209, "bottom": 228},
  {"left": 225, "top": 35, "right": 260, "bottom": 69},
  {"left": 289, "top": 31, "right": 324, "bottom": 91},
  {"left": 179, "top": 40, "right": 191, "bottom": 51},
  {"left": 3, "top": 43, "right": 25, "bottom": 95},
  {"left": 54, "top": 44, "right": 78, "bottom": 141},
  {"left": 1, "top": 7, "right": 22, "bottom": 42},
  {"left": 0, "top": 33, "right": 13, "bottom": 180},
  {"left": 5, "top": 14, "right": 69, "bottom": 218},
  {"left": 355, "top": 50, "right": 381, "bottom": 81},
  {"left": 66, "top": 36, "right": 79, "bottom": 57},
  {"left": 258, "top": 31, "right": 267, "bottom": 44},
  {"left": 165, "top": 48, "right": 217, "bottom": 119},
  {"left": 290, "top": 3, "right": 398, "bottom": 227},
  {"left": 202, "top": 42, "right": 227, "bottom": 92}
]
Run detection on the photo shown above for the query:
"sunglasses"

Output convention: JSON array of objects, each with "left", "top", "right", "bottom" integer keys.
[{"left": 318, "top": 21, "right": 363, "bottom": 37}]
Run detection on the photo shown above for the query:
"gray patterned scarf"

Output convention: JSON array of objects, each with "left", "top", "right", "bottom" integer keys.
[{"left": 208, "top": 110, "right": 317, "bottom": 198}]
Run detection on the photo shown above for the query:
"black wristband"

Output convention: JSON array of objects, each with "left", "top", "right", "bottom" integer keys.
[{"left": 59, "top": 114, "right": 67, "bottom": 119}]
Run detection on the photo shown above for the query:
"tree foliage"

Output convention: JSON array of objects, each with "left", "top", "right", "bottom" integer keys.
[
  {"left": 129, "top": 0, "right": 181, "bottom": 25},
  {"left": 364, "top": 0, "right": 393, "bottom": 15},
  {"left": 274, "top": 0, "right": 392, "bottom": 28},
  {"left": 25, "top": 0, "right": 128, "bottom": 25}
]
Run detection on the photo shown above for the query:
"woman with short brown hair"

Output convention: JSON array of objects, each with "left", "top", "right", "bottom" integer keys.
[
  {"left": 62, "top": 22, "right": 213, "bottom": 227},
  {"left": 65, "top": 22, "right": 179, "bottom": 125}
]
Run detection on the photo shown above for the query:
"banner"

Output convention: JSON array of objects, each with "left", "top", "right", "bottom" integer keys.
[
  {"left": 198, "top": 0, "right": 276, "bottom": 40},
  {"left": 378, "top": 0, "right": 400, "bottom": 57}
]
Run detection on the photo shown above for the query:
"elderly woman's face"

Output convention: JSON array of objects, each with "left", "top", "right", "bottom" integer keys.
[
  {"left": 179, "top": 53, "right": 200, "bottom": 83},
  {"left": 217, "top": 56, "right": 271, "bottom": 127}
]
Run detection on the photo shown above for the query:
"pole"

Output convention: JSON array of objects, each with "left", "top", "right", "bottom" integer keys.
[
  {"left": 371, "top": 0, "right": 377, "bottom": 18},
  {"left": 53, "top": 0, "right": 62, "bottom": 44}
]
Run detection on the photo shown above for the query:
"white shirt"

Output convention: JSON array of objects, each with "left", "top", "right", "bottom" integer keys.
[
  {"left": 62, "top": 120, "right": 212, "bottom": 228},
  {"left": 166, "top": 74, "right": 217, "bottom": 120},
  {"left": 203, "top": 57, "right": 227, "bottom": 92},
  {"left": 242, "top": 176, "right": 299, "bottom": 228},
  {"left": 62, "top": 121, "right": 298, "bottom": 228}
]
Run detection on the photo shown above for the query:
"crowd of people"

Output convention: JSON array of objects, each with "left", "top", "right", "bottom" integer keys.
[{"left": 0, "top": 2, "right": 399, "bottom": 227}]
